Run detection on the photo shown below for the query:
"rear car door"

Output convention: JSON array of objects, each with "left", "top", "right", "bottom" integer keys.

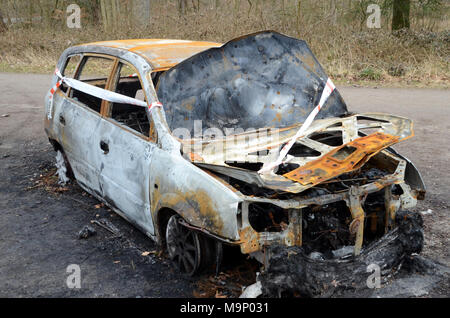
[
  {"left": 56, "top": 54, "right": 116, "bottom": 195},
  {"left": 97, "top": 61, "right": 156, "bottom": 235}
]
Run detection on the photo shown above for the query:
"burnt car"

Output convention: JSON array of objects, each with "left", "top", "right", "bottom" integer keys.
[{"left": 45, "top": 31, "right": 425, "bottom": 288}]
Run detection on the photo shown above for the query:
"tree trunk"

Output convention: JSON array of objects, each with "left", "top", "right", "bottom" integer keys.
[
  {"left": 100, "top": 0, "right": 109, "bottom": 31},
  {"left": 215, "top": 0, "right": 220, "bottom": 16},
  {"left": 111, "top": 0, "right": 119, "bottom": 26},
  {"left": 105, "top": 0, "right": 113, "bottom": 29},
  {"left": 28, "top": 0, "right": 33, "bottom": 27},
  {"left": 0, "top": 10, "right": 7, "bottom": 33},
  {"left": 132, "top": 0, "right": 151, "bottom": 28},
  {"left": 392, "top": 0, "right": 410, "bottom": 31},
  {"left": 235, "top": 0, "right": 241, "bottom": 15},
  {"left": 330, "top": 0, "right": 337, "bottom": 25},
  {"left": 178, "top": 0, "right": 187, "bottom": 16},
  {"left": 296, "top": 0, "right": 301, "bottom": 32},
  {"left": 100, "top": 0, "right": 126, "bottom": 31},
  {"left": 50, "top": 0, "right": 60, "bottom": 27},
  {"left": 191, "top": 0, "right": 200, "bottom": 12}
]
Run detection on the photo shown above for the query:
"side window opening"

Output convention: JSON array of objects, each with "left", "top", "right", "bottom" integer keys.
[
  {"left": 110, "top": 63, "right": 149, "bottom": 137},
  {"left": 71, "top": 56, "right": 114, "bottom": 113},
  {"left": 60, "top": 55, "right": 81, "bottom": 93}
]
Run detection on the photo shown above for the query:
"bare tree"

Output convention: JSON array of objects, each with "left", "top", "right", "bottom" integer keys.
[
  {"left": 330, "top": 0, "right": 337, "bottom": 25},
  {"left": 392, "top": 0, "right": 411, "bottom": 31},
  {"left": 0, "top": 9, "right": 7, "bottom": 33},
  {"left": 100, "top": 0, "right": 129, "bottom": 31},
  {"left": 296, "top": 0, "right": 301, "bottom": 31},
  {"left": 27, "top": 0, "right": 34, "bottom": 27},
  {"left": 178, "top": 0, "right": 187, "bottom": 15},
  {"left": 50, "top": 0, "right": 60, "bottom": 27},
  {"left": 191, "top": 0, "right": 200, "bottom": 13},
  {"left": 100, "top": 0, "right": 109, "bottom": 30},
  {"left": 234, "top": 0, "right": 241, "bottom": 18},
  {"left": 132, "top": 0, "right": 151, "bottom": 27}
]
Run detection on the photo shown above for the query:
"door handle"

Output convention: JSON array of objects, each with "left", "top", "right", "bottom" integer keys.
[
  {"left": 59, "top": 115, "right": 66, "bottom": 125},
  {"left": 100, "top": 140, "right": 109, "bottom": 154}
]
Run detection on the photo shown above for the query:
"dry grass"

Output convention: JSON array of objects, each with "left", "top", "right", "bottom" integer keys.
[{"left": 0, "top": 0, "right": 448, "bottom": 87}]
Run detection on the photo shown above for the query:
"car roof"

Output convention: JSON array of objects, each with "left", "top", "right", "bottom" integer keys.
[{"left": 82, "top": 39, "right": 223, "bottom": 71}]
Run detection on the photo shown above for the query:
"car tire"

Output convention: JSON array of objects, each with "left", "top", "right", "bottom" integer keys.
[
  {"left": 197, "top": 234, "right": 217, "bottom": 273},
  {"left": 166, "top": 214, "right": 203, "bottom": 276}
]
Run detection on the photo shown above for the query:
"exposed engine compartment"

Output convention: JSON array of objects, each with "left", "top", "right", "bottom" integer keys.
[{"left": 260, "top": 209, "right": 424, "bottom": 297}]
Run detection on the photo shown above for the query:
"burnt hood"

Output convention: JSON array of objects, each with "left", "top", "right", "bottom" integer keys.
[{"left": 156, "top": 31, "right": 348, "bottom": 135}]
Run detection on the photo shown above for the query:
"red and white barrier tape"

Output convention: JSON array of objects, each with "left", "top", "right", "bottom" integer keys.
[
  {"left": 149, "top": 101, "right": 163, "bottom": 110},
  {"left": 47, "top": 67, "right": 162, "bottom": 119},
  {"left": 47, "top": 69, "right": 64, "bottom": 119},
  {"left": 258, "top": 78, "right": 336, "bottom": 174}
]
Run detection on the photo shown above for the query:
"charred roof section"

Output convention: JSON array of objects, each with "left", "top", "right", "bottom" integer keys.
[{"left": 156, "top": 31, "right": 349, "bottom": 134}]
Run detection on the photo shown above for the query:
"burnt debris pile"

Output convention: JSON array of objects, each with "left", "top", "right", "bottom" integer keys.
[{"left": 259, "top": 210, "right": 424, "bottom": 297}]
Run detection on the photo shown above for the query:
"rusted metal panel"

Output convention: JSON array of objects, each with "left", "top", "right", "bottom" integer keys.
[
  {"left": 283, "top": 132, "right": 399, "bottom": 186},
  {"left": 81, "top": 39, "right": 222, "bottom": 70}
]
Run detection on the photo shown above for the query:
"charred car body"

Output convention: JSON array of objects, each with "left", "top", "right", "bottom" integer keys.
[{"left": 45, "top": 31, "right": 425, "bottom": 290}]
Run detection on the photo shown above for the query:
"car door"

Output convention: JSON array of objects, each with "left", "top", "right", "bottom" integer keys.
[
  {"left": 97, "top": 61, "right": 156, "bottom": 235},
  {"left": 56, "top": 54, "right": 116, "bottom": 195}
]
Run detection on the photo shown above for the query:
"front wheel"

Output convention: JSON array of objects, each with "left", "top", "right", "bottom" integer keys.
[{"left": 166, "top": 214, "right": 202, "bottom": 276}]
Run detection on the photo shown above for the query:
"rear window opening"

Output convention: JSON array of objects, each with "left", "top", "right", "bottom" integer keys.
[
  {"left": 60, "top": 54, "right": 81, "bottom": 93},
  {"left": 71, "top": 55, "right": 115, "bottom": 113},
  {"left": 110, "top": 62, "right": 149, "bottom": 137}
]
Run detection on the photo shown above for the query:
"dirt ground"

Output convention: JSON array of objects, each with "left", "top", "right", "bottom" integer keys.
[{"left": 0, "top": 73, "right": 448, "bottom": 297}]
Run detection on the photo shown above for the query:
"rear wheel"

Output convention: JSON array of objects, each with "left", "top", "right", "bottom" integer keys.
[{"left": 55, "top": 149, "right": 74, "bottom": 184}]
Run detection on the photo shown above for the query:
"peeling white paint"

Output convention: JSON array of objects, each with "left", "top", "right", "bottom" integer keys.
[
  {"left": 240, "top": 281, "right": 262, "bottom": 298},
  {"left": 55, "top": 150, "right": 70, "bottom": 185}
]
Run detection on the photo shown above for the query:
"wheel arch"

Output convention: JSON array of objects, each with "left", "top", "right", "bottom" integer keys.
[
  {"left": 152, "top": 191, "right": 200, "bottom": 246},
  {"left": 154, "top": 207, "right": 177, "bottom": 248},
  {"left": 48, "top": 138, "right": 74, "bottom": 179},
  {"left": 48, "top": 138, "right": 63, "bottom": 152}
]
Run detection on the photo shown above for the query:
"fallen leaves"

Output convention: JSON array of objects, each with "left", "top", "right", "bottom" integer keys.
[
  {"left": 141, "top": 250, "right": 163, "bottom": 258},
  {"left": 26, "top": 167, "right": 69, "bottom": 193},
  {"left": 215, "top": 290, "right": 228, "bottom": 298},
  {"left": 331, "top": 279, "right": 339, "bottom": 287},
  {"left": 141, "top": 251, "right": 157, "bottom": 256},
  {"left": 193, "top": 261, "right": 259, "bottom": 298}
]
